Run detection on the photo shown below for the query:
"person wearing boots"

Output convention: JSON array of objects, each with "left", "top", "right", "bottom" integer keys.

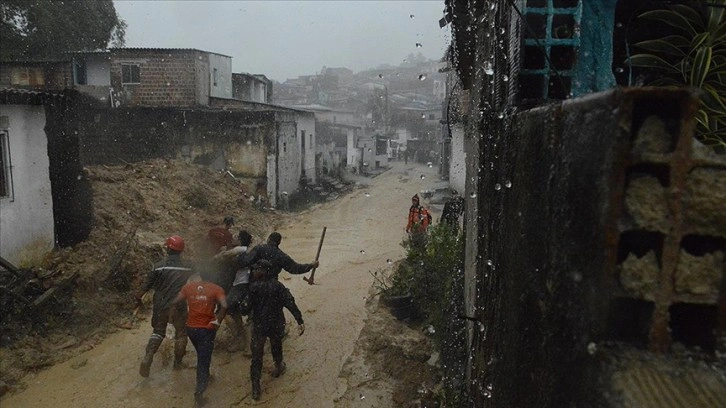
[
  {"left": 136, "top": 235, "right": 195, "bottom": 377},
  {"left": 246, "top": 268, "right": 305, "bottom": 401},
  {"left": 172, "top": 265, "right": 227, "bottom": 406},
  {"left": 214, "top": 230, "right": 254, "bottom": 354}
]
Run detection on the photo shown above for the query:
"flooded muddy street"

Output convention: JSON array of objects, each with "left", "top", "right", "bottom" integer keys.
[{"left": 2, "top": 161, "right": 440, "bottom": 407}]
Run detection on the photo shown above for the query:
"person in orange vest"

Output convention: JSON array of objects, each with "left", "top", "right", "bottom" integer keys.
[
  {"left": 172, "top": 266, "right": 227, "bottom": 406},
  {"left": 405, "top": 194, "right": 432, "bottom": 248},
  {"left": 406, "top": 194, "right": 432, "bottom": 233}
]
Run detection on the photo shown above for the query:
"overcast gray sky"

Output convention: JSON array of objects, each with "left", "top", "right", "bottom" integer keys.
[{"left": 113, "top": 1, "right": 450, "bottom": 82}]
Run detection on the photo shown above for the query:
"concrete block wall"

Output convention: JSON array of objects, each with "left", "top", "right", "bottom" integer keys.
[
  {"left": 615, "top": 89, "right": 726, "bottom": 352},
  {"left": 110, "top": 50, "right": 201, "bottom": 107}
]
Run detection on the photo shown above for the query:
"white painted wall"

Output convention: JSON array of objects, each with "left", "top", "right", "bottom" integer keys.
[
  {"left": 276, "top": 121, "right": 301, "bottom": 205},
  {"left": 346, "top": 128, "right": 360, "bottom": 168},
  {"left": 209, "top": 53, "right": 232, "bottom": 99},
  {"left": 85, "top": 54, "right": 111, "bottom": 86},
  {"left": 0, "top": 105, "right": 54, "bottom": 265},
  {"left": 449, "top": 125, "right": 466, "bottom": 194},
  {"left": 296, "top": 113, "right": 316, "bottom": 183}
]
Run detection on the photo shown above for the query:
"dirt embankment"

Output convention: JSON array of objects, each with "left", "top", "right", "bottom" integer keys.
[{"left": 0, "top": 159, "right": 280, "bottom": 394}]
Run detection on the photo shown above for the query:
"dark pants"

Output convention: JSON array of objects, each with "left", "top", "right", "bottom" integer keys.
[
  {"left": 187, "top": 327, "right": 217, "bottom": 395},
  {"left": 227, "top": 283, "right": 249, "bottom": 315},
  {"left": 145, "top": 302, "right": 187, "bottom": 359},
  {"left": 250, "top": 324, "right": 284, "bottom": 383}
]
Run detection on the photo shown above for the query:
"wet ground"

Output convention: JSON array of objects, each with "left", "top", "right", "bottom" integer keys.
[{"left": 1, "top": 160, "right": 441, "bottom": 407}]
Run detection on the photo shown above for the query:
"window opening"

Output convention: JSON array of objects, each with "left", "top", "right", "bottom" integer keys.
[
  {"left": 213, "top": 68, "right": 218, "bottom": 87},
  {"left": 518, "top": 0, "right": 582, "bottom": 101},
  {"left": 0, "top": 131, "right": 12, "bottom": 199},
  {"left": 121, "top": 64, "right": 140, "bottom": 84},
  {"left": 74, "top": 60, "right": 87, "bottom": 85}
]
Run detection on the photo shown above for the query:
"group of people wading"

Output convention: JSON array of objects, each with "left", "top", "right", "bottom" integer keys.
[{"left": 135, "top": 216, "right": 318, "bottom": 405}]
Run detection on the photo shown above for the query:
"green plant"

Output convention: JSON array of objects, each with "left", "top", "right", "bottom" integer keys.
[
  {"left": 383, "top": 224, "right": 464, "bottom": 343},
  {"left": 626, "top": 0, "right": 726, "bottom": 149}
]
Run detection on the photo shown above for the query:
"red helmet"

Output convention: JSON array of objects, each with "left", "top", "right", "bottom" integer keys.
[{"left": 165, "top": 235, "right": 185, "bottom": 252}]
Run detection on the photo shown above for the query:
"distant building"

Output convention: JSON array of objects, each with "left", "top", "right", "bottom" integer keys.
[{"left": 233, "top": 73, "right": 273, "bottom": 103}]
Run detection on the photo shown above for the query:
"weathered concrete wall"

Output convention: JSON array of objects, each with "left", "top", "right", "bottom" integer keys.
[
  {"left": 467, "top": 90, "right": 629, "bottom": 407},
  {"left": 296, "top": 112, "right": 316, "bottom": 183},
  {"left": 0, "top": 105, "right": 55, "bottom": 265},
  {"left": 85, "top": 54, "right": 111, "bottom": 86},
  {"left": 449, "top": 124, "right": 466, "bottom": 194},
  {"left": 275, "top": 119, "right": 302, "bottom": 202},
  {"left": 208, "top": 53, "right": 232, "bottom": 99},
  {"left": 72, "top": 107, "right": 277, "bottom": 168}
]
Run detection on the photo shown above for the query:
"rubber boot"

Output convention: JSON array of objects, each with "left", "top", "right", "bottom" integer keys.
[
  {"left": 271, "top": 361, "right": 286, "bottom": 378},
  {"left": 252, "top": 380, "right": 261, "bottom": 400},
  {"left": 139, "top": 352, "right": 154, "bottom": 377},
  {"left": 139, "top": 334, "right": 163, "bottom": 377},
  {"left": 173, "top": 337, "right": 187, "bottom": 370}
]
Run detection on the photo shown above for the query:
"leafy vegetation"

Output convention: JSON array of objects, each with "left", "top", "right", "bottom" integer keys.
[
  {"left": 0, "top": 0, "right": 126, "bottom": 60},
  {"left": 626, "top": 0, "right": 726, "bottom": 149},
  {"left": 381, "top": 223, "right": 464, "bottom": 343}
]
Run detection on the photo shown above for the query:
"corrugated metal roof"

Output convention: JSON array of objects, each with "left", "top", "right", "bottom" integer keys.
[{"left": 109, "top": 47, "right": 232, "bottom": 58}]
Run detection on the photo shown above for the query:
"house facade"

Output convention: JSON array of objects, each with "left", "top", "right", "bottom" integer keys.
[
  {"left": 0, "top": 91, "right": 56, "bottom": 265},
  {"left": 108, "top": 48, "right": 232, "bottom": 107}
]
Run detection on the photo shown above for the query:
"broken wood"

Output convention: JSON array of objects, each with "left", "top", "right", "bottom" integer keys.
[
  {"left": 32, "top": 271, "right": 79, "bottom": 308},
  {"left": 102, "top": 228, "right": 138, "bottom": 288},
  {"left": 0, "top": 255, "right": 22, "bottom": 278}
]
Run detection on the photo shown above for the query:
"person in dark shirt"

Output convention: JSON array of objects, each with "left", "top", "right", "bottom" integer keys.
[
  {"left": 440, "top": 190, "right": 465, "bottom": 232},
  {"left": 236, "top": 232, "right": 318, "bottom": 280},
  {"left": 136, "top": 235, "right": 195, "bottom": 377},
  {"left": 245, "top": 268, "right": 305, "bottom": 401}
]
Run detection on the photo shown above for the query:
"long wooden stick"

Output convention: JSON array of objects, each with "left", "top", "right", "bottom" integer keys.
[{"left": 303, "top": 226, "right": 327, "bottom": 285}]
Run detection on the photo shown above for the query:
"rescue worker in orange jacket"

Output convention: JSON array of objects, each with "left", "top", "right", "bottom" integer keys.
[{"left": 406, "top": 194, "right": 432, "bottom": 234}]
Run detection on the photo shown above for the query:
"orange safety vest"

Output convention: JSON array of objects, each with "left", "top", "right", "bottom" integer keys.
[{"left": 407, "top": 205, "right": 431, "bottom": 233}]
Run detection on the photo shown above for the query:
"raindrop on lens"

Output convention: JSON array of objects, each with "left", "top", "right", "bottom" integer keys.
[
  {"left": 418, "top": 74, "right": 427, "bottom": 81},
  {"left": 505, "top": 180, "right": 512, "bottom": 188},
  {"left": 503, "top": 75, "right": 509, "bottom": 82},
  {"left": 360, "top": 394, "right": 366, "bottom": 400},
  {"left": 386, "top": 259, "right": 393, "bottom": 264},
  {"left": 410, "top": 14, "right": 415, "bottom": 19},
  {"left": 364, "top": 192, "right": 370, "bottom": 197},
  {"left": 470, "top": 192, "right": 477, "bottom": 198},
  {"left": 378, "top": 74, "right": 384, "bottom": 78},
  {"left": 483, "top": 62, "right": 494, "bottom": 76},
  {"left": 486, "top": 259, "right": 493, "bottom": 266},
  {"left": 420, "top": 174, "right": 426, "bottom": 180},
  {"left": 427, "top": 162, "right": 433, "bottom": 168},
  {"left": 415, "top": 42, "right": 422, "bottom": 48},
  {"left": 497, "top": 112, "right": 504, "bottom": 119},
  {"left": 360, "top": 250, "right": 366, "bottom": 255},
  {"left": 615, "top": 67, "right": 624, "bottom": 73},
  {"left": 494, "top": 183, "right": 501, "bottom": 191}
]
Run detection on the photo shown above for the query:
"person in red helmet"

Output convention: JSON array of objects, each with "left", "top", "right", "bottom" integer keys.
[{"left": 136, "top": 235, "right": 196, "bottom": 377}]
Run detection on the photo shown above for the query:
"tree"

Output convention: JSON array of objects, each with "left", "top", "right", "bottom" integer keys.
[{"left": 0, "top": 0, "right": 126, "bottom": 60}]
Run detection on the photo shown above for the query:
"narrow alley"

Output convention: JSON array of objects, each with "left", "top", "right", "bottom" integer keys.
[{"left": 2, "top": 161, "right": 442, "bottom": 407}]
